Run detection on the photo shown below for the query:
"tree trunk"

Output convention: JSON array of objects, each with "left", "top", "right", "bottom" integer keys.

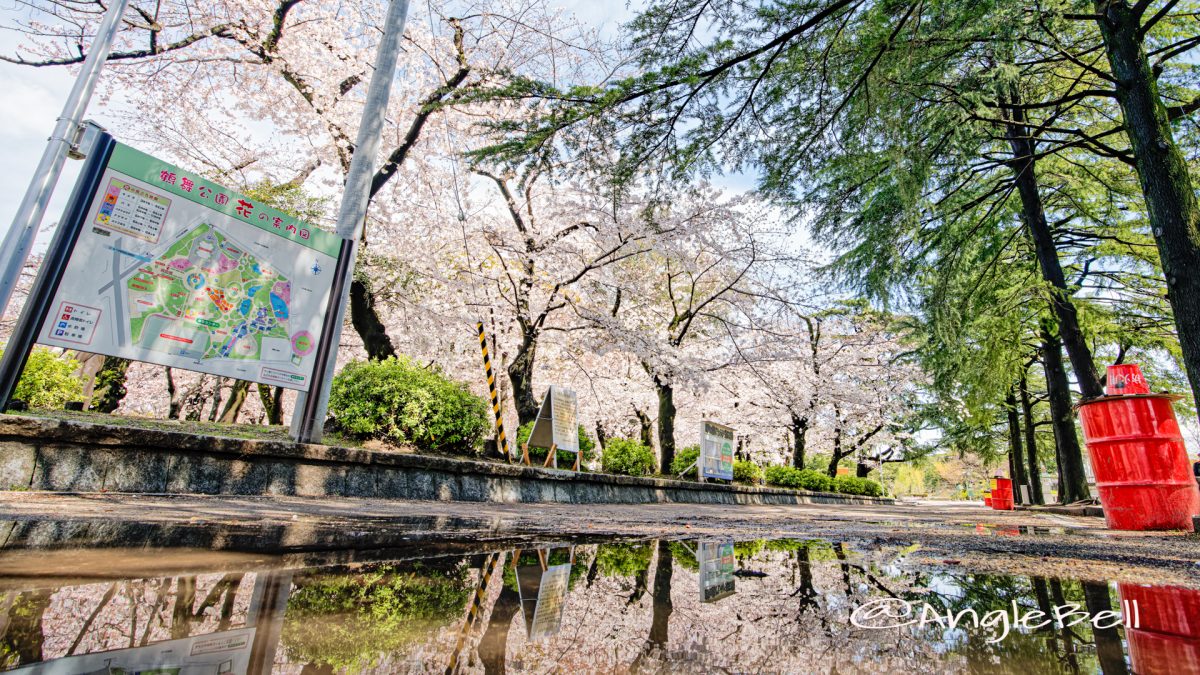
[
  {"left": 648, "top": 540, "right": 673, "bottom": 647},
  {"left": 827, "top": 418, "right": 844, "bottom": 478},
  {"left": 1005, "top": 101, "right": 1103, "bottom": 399},
  {"left": 1005, "top": 390, "right": 1029, "bottom": 504},
  {"left": 257, "top": 384, "right": 284, "bottom": 425},
  {"left": 656, "top": 381, "right": 676, "bottom": 472},
  {"left": 1083, "top": 581, "right": 1130, "bottom": 675},
  {"left": 206, "top": 378, "right": 225, "bottom": 422},
  {"left": 1019, "top": 372, "right": 1046, "bottom": 505},
  {"left": 478, "top": 583, "right": 520, "bottom": 675},
  {"left": 790, "top": 413, "right": 810, "bottom": 470},
  {"left": 349, "top": 278, "right": 397, "bottom": 361},
  {"left": 1042, "top": 327, "right": 1091, "bottom": 503},
  {"left": 507, "top": 336, "right": 539, "bottom": 427},
  {"left": 218, "top": 380, "right": 251, "bottom": 424},
  {"left": 90, "top": 356, "right": 130, "bottom": 413},
  {"left": 1096, "top": 0, "right": 1200, "bottom": 420},
  {"left": 166, "top": 368, "right": 182, "bottom": 420},
  {"left": 633, "top": 407, "right": 654, "bottom": 449}
]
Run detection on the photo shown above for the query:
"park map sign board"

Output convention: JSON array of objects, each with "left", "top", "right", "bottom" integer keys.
[
  {"left": 528, "top": 386, "right": 579, "bottom": 453},
  {"left": 700, "top": 421, "right": 735, "bottom": 480},
  {"left": 36, "top": 143, "right": 340, "bottom": 392}
]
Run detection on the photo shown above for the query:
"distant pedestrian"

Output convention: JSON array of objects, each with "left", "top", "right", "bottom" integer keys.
[{"left": 1194, "top": 454, "right": 1200, "bottom": 492}]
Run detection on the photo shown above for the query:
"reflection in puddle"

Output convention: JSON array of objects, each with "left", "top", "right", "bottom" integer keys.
[{"left": 0, "top": 537, "right": 1195, "bottom": 673}]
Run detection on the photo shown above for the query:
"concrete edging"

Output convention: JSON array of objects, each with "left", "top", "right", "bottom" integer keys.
[
  {"left": 0, "top": 414, "right": 894, "bottom": 506},
  {"left": 1015, "top": 503, "right": 1105, "bottom": 518}
]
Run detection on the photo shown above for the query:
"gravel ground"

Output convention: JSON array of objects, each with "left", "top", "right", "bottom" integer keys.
[{"left": 0, "top": 492, "right": 1196, "bottom": 588}]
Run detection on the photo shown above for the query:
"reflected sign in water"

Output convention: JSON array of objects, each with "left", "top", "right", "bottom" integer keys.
[{"left": 697, "top": 540, "right": 736, "bottom": 603}]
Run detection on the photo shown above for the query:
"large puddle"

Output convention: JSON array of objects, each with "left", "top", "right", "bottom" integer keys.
[{"left": 0, "top": 533, "right": 1193, "bottom": 673}]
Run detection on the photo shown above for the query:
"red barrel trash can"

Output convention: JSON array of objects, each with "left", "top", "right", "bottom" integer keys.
[
  {"left": 1119, "top": 584, "right": 1200, "bottom": 675},
  {"left": 991, "top": 477, "right": 1014, "bottom": 510},
  {"left": 1078, "top": 367, "right": 1200, "bottom": 531}
]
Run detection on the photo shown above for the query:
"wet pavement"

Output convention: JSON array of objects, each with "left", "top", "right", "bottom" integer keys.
[{"left": 0, "top": 493, "right": 1197, "bottom": 673}]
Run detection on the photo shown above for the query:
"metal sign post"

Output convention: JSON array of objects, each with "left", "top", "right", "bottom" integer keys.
[
  {"left": 0, "top": 0, "right": 132, "bottom": 320},
  {"left": 291, "top": 0, "right": 412, "bottom": 443},
  {"left": 0, "top": 133, "right": 117, "bottom": 408}
]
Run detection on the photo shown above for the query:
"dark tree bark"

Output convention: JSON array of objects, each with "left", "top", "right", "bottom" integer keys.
[
  {"left": 257, "top": 384, "right": 285, "bottom": 425},
  {"left": 827, "top": 411, "right": 844, "bottom": 478},
  {"left": 655, "top": 380, "right": 676, "bottom": 472},
  {"left": 793, "top": 545, "right": 819, "bottom": 610},
  {"left": 1004, "top": 96, "right": 1103, "bottom": 399},
  {"left": 90, "top": 356, "right": 130, "bottom": 413},
  {"left": 172, "top": 576, "right": 197, "bottom": 639},
  {"left": 478, "top": 583, "right": 521, "bottom": 675},
  {"left": 1083, "top": 581, "right": 1129, "bottom": 675},
  {"left": 206, "top": 379, "right": 225, "bottom": 422},
  {"left": 507, "top": 335, "right": 540, "bottom": 426},
  {"left": 1042, "top": 327, "right": 1091, "bottom": 503},
  {"left": 1005, "top": 390, "right": 1029, "bottom": 504},
  {"left": 166, "top": 368, "right": 182, "bottom": 420},
  {"left": 1050, "top": 580, "right": 1082, "bottom": 672},
  {"left": 218, "top": 380, "right": 251, "bottom": 424},
  {"left": 790, "top": 412, "right": 810, "bottom": 469},
  {"left": 349, "top": 278, "right": 397, "bottom": 362},
  {"left": 1019, "top": 373, "right": 1046, "bottom": 505},
  {"left": 634, "top": 407, "right": 655, "bottom": 449},
  {"left": 1096, "top": 0, "right": 1200, "bottom": 421},
  {"left": 648, "top": 540, "right": 673, "bottom": 648}
]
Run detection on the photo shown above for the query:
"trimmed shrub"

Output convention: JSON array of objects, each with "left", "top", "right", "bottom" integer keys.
[
  {"left": 596, "top": 542, "right": 653, "bottom": 578},
  {"left": 733, "top": 460, "right": 763, "bottom": 485},
  {"left": 797, "top": 469, "right": 835, "bottom": 493},
  {"left": 515, "top": 421, "right": 596, "bottom": 468},
  {"left": 764, "top": 465, "right": 798, "bottom": 488},
  {"left": 283, "top": 562, "right": 469, "bottom": 671},
  {"left": 834, "top": 475, "right": 884, "bottom": 497},
  {"left": 669, "top": 445, "right": 700, "bottom": 477},
  {"left": 601, "top": 437, "right": 656, "bottom": 476},
  {"left": 1, "top": 347, "right": 83, "bottom": 409},
  {"left": 764, "top": 466, "right": 835, "bottom": 492},
  {"left": 329, "top": 357, "right": 488, "bottom": 455}
]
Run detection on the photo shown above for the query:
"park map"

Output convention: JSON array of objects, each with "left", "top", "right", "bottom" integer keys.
[{"left": 126, "top": 223, "right": 310, "bottom": 364}]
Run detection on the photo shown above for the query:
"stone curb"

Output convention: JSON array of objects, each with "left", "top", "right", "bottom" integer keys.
[{"left": 0, "top": 414, "right": 895, "bottom": 506}]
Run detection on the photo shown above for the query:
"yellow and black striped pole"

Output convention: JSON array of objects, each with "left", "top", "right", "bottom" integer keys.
[
  {"left": 477, "top": 322, "right": 511, "bottom": 462},
  {"left": 446, "top": 551, "right": 505, "bottom": 675}
]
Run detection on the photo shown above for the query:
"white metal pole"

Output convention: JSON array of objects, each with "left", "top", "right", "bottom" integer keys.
[
  {"left": 0, "top": 0, "right": 132, "bottom": 320},
  {"left": 292, "top": 0, "right": 412, "bottom": 442}
]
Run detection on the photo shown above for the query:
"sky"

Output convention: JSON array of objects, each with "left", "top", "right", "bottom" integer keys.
[{"left": 0, "top": 24, "right": 84, "bottom": 252}]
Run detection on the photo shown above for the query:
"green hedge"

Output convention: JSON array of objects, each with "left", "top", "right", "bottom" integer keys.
[
  {"left": 669, "top": 445, "right": 700, "bottom": 476},
  {"left": 601, "top": 437, "right": 656, "bottom": 476},
  {"left": 764, "top": 466, "right": 834, "bottom": 492},
  {"left": 733, "top": 460, "right": 763, "bottom": 484},
  {"left": 283, "top": 562, "right": 469, "bottom": 671},
  {"left": 834, "top": 475, "right": 885, "bottom": 497},
  {"left": 328, "top": 357, "right": 488, "bottom": 455},
  {"left": 516, "top": 421, "right": 596, "bottom": 468},
  {"left": 0, "top": 347, "right": 82, "bottom": 409},
  {"left": 764, "top": 466, "right": 885, "bottom": 496}
]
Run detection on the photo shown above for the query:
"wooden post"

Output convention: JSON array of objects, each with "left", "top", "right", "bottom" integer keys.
[
  {"left": 521, "top": 442, "right": 531, "bottom": 466},
  {"left": 572, "top": 452, "right": 580, "bottom": 472},
  {"left": 543, "top": 443, "right": 557, "bottom": 468}
]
